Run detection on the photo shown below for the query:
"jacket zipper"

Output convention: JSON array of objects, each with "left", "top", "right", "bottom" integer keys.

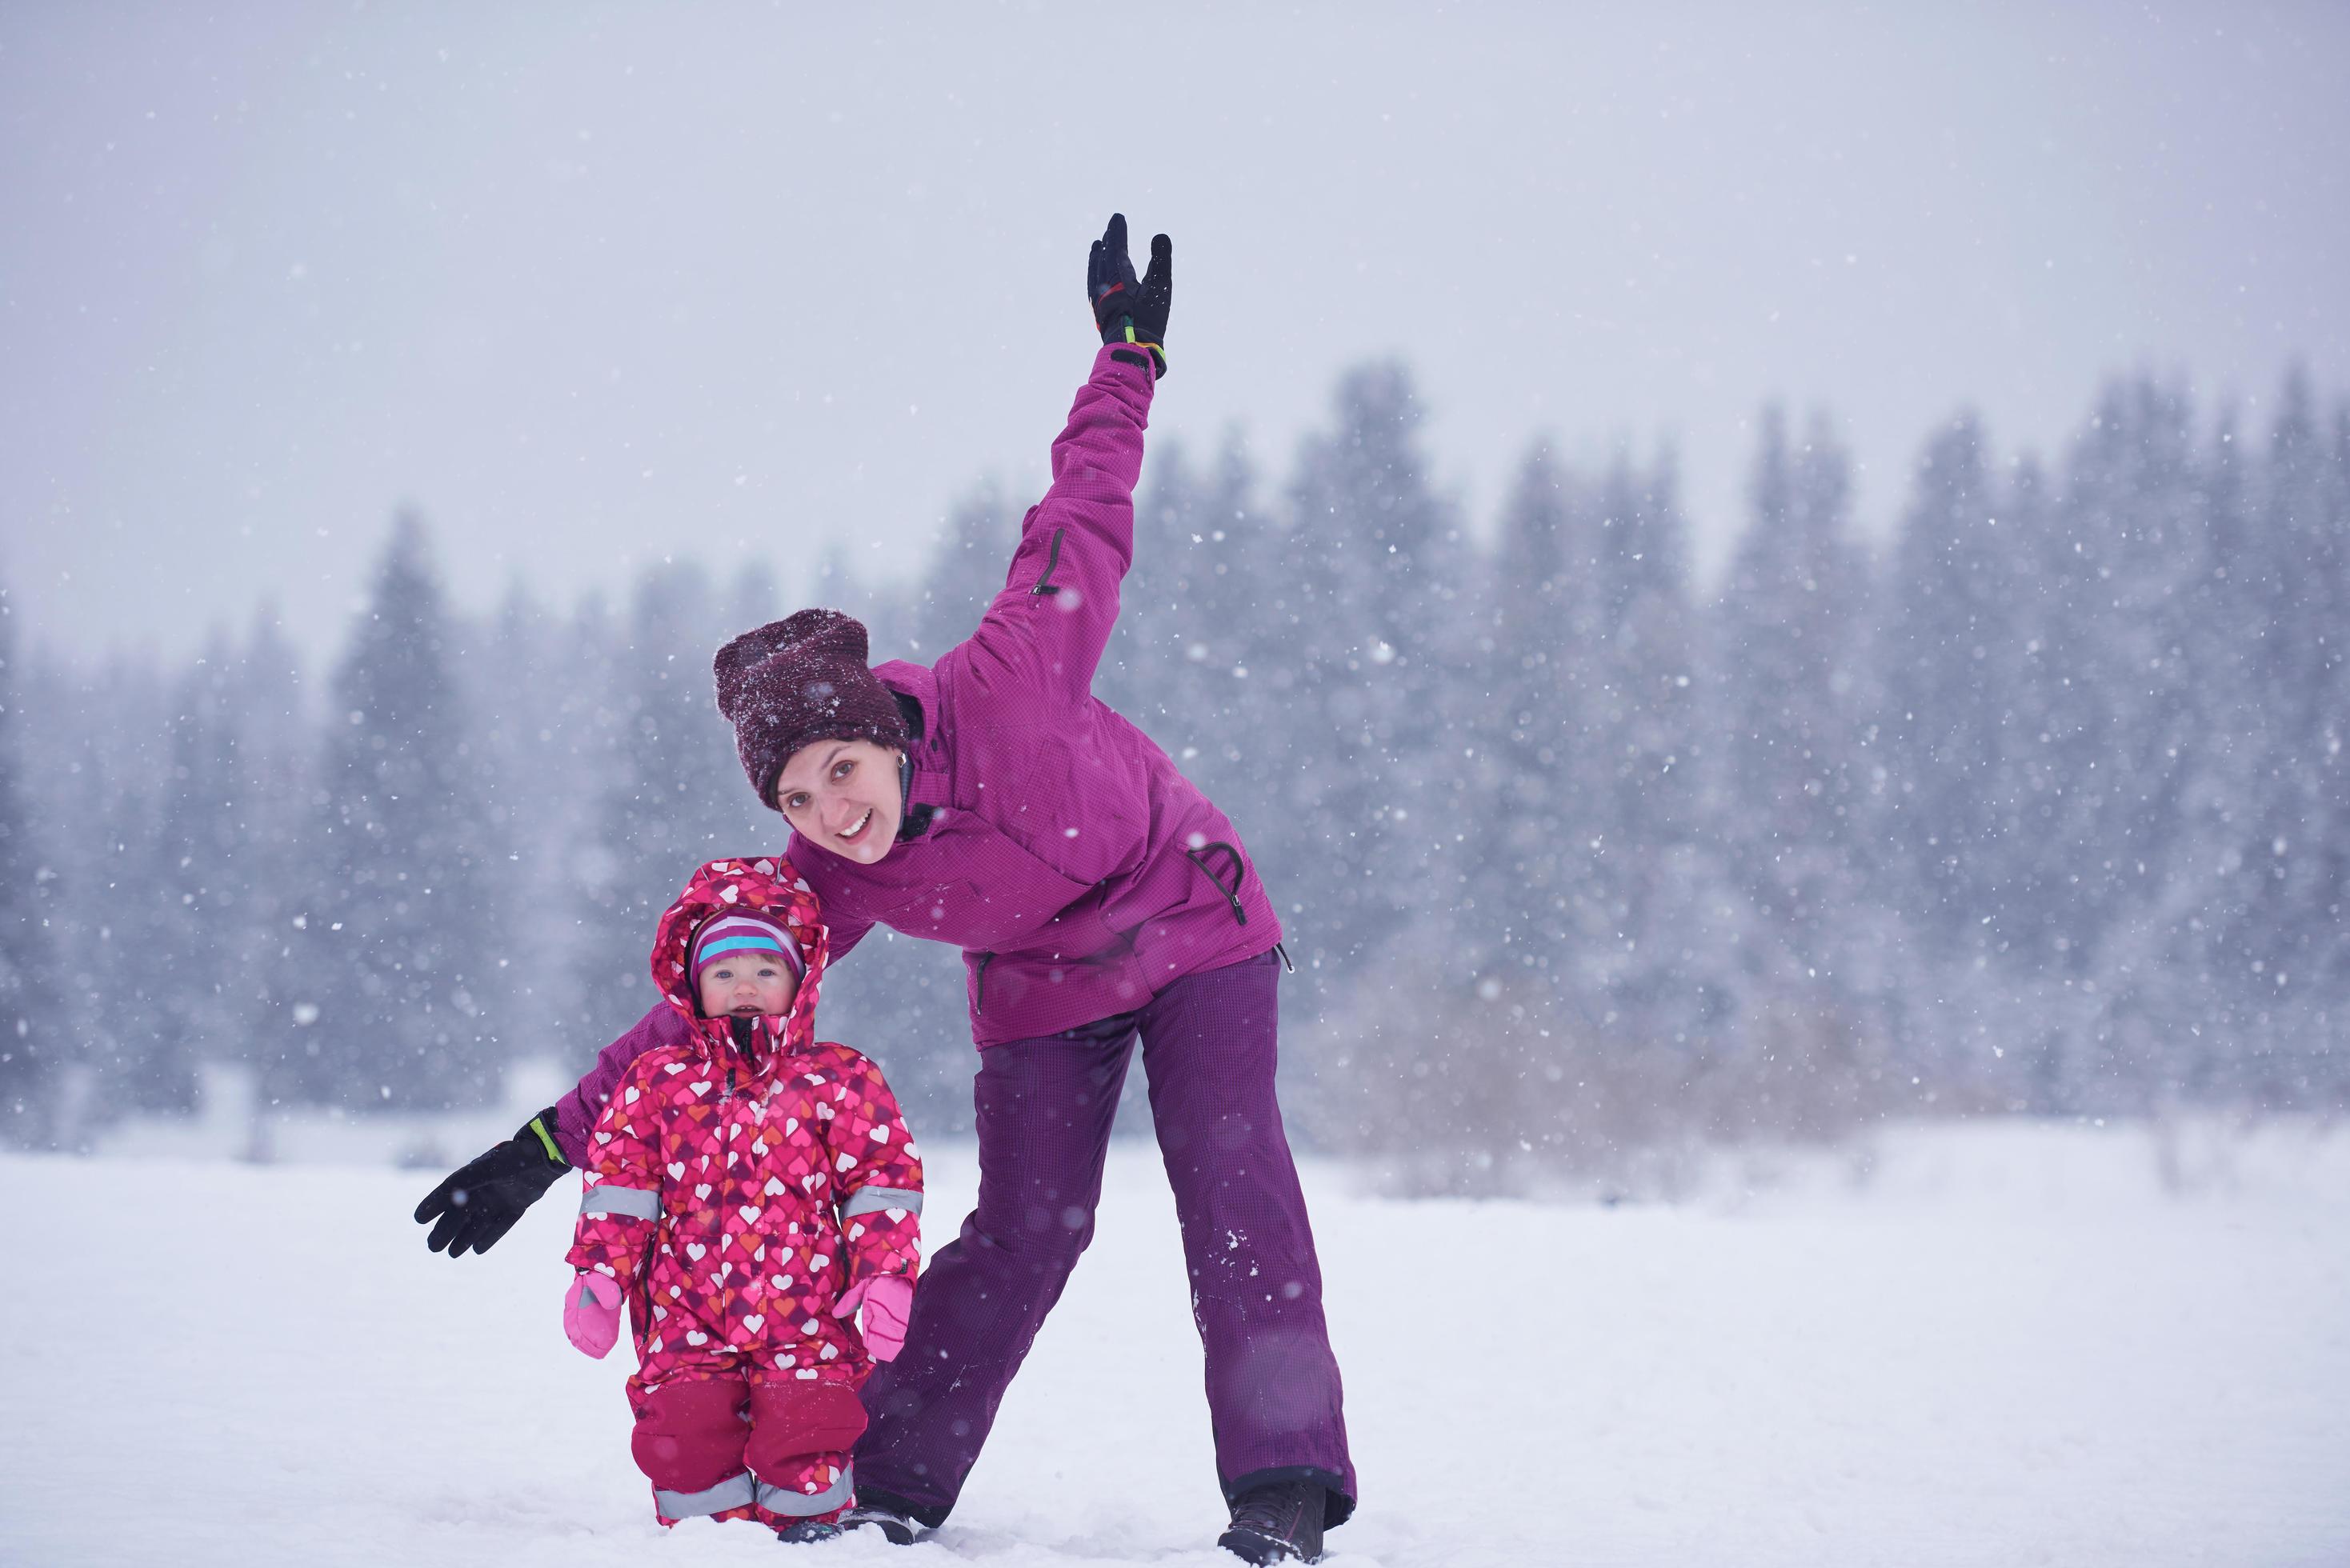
[
  {"left": 974, "top": 950, "right": 995, "bottom": 1013},
  {"left": 1029, "top": 529, "right": 1065, "bottom": 595},
  {"left": 1185, "top": 842, "right": 1251, "bottom": 926}
]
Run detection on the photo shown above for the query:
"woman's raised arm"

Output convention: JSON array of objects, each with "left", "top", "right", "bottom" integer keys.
[{"left": 955, "top": 214, "right": 1171, "bottom": 707}]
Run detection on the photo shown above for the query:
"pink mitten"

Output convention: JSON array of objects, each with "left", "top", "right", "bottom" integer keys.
[
  {"left": 834, "top": 1274, "right": 915, "bottom": 1361},
  {"left": 564, "top": 1271, "right": 623, "bottom": 1358}
]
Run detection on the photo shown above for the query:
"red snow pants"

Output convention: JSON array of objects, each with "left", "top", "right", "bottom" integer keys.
[{"left": 626, "top": 1348, "right": 867, "bottom": 1528}]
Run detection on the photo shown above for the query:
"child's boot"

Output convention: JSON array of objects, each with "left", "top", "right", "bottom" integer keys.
[{"left": 775, "top": 1518, "right": 843, "bottom": 1544}]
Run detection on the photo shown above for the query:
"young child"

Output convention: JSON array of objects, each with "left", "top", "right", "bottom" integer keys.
[{"left": 560, "top": 856, "right": 923, "bottom": 1543}]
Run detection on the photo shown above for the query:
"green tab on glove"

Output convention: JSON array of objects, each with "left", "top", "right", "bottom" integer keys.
[{"left": 1087, "top": 212, "right": 1171, "bottom": 375}]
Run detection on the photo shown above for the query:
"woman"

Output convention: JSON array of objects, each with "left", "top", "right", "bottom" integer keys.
[{"left": 416, "top": 214, "right": 1353, "bottom": 1566}]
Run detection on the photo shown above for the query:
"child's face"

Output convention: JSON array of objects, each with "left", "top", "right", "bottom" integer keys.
[{"left": 697, "top": 953, "right": 799, "bottom": 1018}]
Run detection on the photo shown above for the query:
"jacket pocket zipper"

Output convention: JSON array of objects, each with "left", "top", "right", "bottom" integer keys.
[
  {"left": 1029, "top": 529, "right": 1065, "bottom": 595},
  {"left": 1184, "top": 842, "right": 1250, "bottom": 926},
  {"left": 974, "top": 951, "right": 995, "bottom": 1013}
]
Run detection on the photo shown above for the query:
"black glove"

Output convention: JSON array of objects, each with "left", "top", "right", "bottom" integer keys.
[
  {"left": 1087, "top": 212, "right": 1171, "bottom": 374},
  {"left": 414, "top": 1106, "right": 569, "bottom": 1257}
]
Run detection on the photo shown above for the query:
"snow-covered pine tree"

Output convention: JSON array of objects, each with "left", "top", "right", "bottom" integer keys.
[
  {"left": 1121, "top": 435, "right": 1207, "bottom": 709},
  {"left": 31, "top": 650, "right": 170, "bottom": 1143},
  {"left": 2092, "top": 402, "right": 2283, "bottom": 1110},
  {"left": 1095, "top": 432, "right": 1287, "bottom": 830},
  {"left": 1146, "top": 436, "right": 1303, "bottom": 926},
  {"left": 572, "top": 562, "right": 763, "bottom": 1042},
  {"left": 1968, "top": 449, "right": 2112, "bottom": 1107},
  {"left": 1884, "top": 415, "right": 2021, "bottom": 946},
  {"left": 1713, "top": 409, "right": 1875, "bottom": 944},
  {"left": 1473, "top": 441, "right": 1581, "bottom": 978},
  {"left": 1875, "top": 414, "right": 2048, "bottom": 1101},
  {"left": 474, "top": 583, "right": 565, "bottom": 847},
  {"left": 234, "top": 606, "right": 323, "bottom": 1144},
  {"left": 2317, "top": 402, "right": 2350, "bottom": 1055},
  {"left": 297, "top": 514, "right": 507, "bottom": 1112},
  {"left": 134, "top": 638, "right": 247, "bottom": 1118},
  {"left": 1706, "top": 407, "right": 1884, "bottom": 1123},
  {"left": 2030, "top": 379, "right": 2207, "bottom": 1106},
  {"left": 471, "top": 588, "right": 621, "bottom": 1061},
  {"left": 2230, "top": 370, "right": 2350, "bottom": 1099},
  {"left": 1575, "top": 453, "right": 1724, "bottom": 1071},
  {"left": 1274, "top": 362, "right": 1462, "bottom": 977},
  {"left": 0, "top": 583, "right": 62, "bottom": 1146},
  {"left": 1364, "top": 439, "right": 1594, "bottom": 1184}
]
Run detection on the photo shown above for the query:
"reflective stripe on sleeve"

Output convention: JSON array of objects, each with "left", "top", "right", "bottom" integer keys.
[
  {"left": 839, "top": 1186, "right": 923, "bottom": 1218},
  {"left": 756, "top": 1462, "right": 855, "bottom": 1518},
  {"left": 655, "top": 1470, "right": 756, "bottom": 1520},
  {"left": 579, "top": 1183, "right": 659, "bottom": 1220}
]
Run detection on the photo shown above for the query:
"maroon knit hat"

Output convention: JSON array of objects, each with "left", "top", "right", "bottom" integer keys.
[{"left": 713, "top": 609, "right": 911, "bottom": 811}]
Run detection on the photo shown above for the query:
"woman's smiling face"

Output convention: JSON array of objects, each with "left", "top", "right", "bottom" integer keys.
[{"left": 773, "top": 738, "right": 903, "bottom": 863}]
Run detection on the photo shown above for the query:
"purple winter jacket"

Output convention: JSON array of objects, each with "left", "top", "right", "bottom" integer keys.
[{"left": 554, "top": 343, "right": 1281, "bottom": 1164}]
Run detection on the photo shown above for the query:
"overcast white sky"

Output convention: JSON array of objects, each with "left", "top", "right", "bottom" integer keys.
[{"left": 5, "top": 2, "right": 2345, "bottom": 664}]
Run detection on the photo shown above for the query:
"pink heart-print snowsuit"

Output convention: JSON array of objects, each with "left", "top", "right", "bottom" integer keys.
[{"left": 566, "top": 855, "right": 923, "bottom": 1528}]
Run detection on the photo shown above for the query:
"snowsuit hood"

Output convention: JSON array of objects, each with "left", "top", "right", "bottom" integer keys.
[{"left": 648, "top": 857, "right": 831, "bottom": 1081}]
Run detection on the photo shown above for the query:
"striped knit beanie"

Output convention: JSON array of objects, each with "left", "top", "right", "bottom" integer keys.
[{"left": 689, "top": 910, "right": 805, "bottom": 986}]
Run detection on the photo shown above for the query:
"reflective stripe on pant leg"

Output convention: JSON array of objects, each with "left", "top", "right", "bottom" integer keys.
[
  {"left": 655, "top": 1470, "right": 757, "bottom": 1519},
  {"left": 631, "top": 1370, "right": 751, "bottom": 1512},
  {"left": 746, "top": 1376, "right": 864, "bottom": 1518},
  {"left": 581, "top": 1183, "right": 659, "bottom": 1219},
  {"left": 755, "top": 1462, "right": 855, "bottom": 1517},
  {"left": 839, "top": 1186, "right": 924, "bottom": 1218}
]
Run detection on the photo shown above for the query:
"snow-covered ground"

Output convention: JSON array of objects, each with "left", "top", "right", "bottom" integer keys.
[{"left": 3, "top": 1119, "right": 2346, "bottom": 1568}]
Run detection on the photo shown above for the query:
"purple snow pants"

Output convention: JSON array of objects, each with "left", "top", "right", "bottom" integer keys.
[{"left": 852, "top": 950, "right": 1355, "bottom": 1530}]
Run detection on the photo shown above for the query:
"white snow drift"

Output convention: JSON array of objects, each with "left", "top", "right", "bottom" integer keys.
[{"left": 2, "top": 1119, "right": 2345, "bottom": 1567}]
